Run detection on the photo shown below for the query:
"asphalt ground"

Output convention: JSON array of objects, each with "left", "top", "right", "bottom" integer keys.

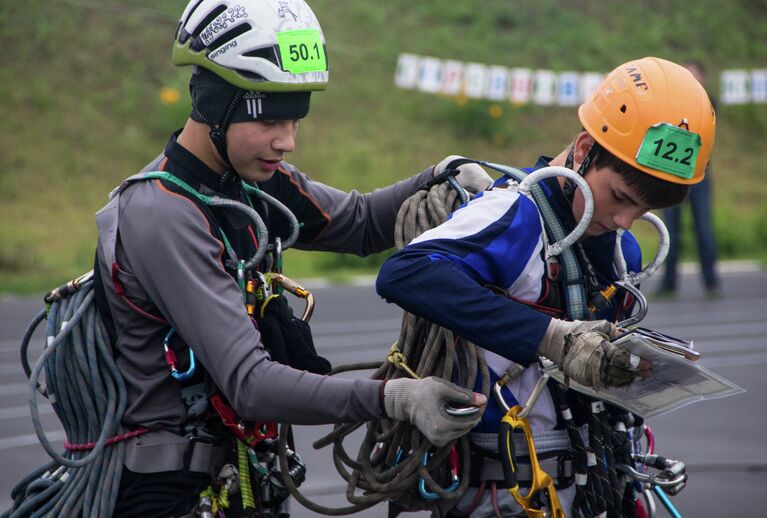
[{"left": 1, "top": 263, "right": 764, "bottom": 517}]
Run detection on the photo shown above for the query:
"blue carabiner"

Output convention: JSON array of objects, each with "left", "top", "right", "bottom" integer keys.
[
  {"left": 163, "top": 328, "right": 196, "bottom": 381},
  {"left": 419, "top": 447, "right": 460, "bottom": 501}
]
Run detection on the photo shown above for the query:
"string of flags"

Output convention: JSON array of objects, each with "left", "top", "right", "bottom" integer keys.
[
  {"left": 720, "top": 69, "right": 767, "bottom": 105},
  {"left": 394, "top": 53, "right": 767, "bottom": 106}
]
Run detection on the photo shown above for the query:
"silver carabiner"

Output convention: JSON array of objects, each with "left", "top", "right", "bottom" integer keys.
[{"left": 615, "top": 280, "right": 649, "bottom": 328}]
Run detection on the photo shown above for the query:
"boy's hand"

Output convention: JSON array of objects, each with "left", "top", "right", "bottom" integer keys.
[
  {"left": 432, "top": 155, "right": 493, "bottom": 194},
  {"left": 538, "top": 318, "right": 649, "bottom": 389},
  {"left": 562, "top": 331, "right": 651, "bottom": 389},
  {"left": 383, "top": 377, "right": 486, "bottom": 446}
]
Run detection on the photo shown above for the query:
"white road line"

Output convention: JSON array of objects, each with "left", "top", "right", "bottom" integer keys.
[
  {"left": 0, "top": 430, "right": 65, "bottom": 451},
  {"left": 0, "top": 383, "right": 29, "bottom": 396},
  {"left": 700, "top": 351, "right": 767, "bottom": 369},
  {"left": 0, "top": 404, "right": 53, "bottom": 420}
]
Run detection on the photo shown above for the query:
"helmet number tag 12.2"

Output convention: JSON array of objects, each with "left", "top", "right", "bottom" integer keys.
[
  {"left": 276, "top": 29, "right": 327, "bottom": 74},
  {"left": 636, "top": 123, "right": 702, "bottom": 180}
]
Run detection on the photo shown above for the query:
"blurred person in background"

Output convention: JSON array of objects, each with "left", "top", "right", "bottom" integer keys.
[{"left": 658, "top": 61, "right": 721, "bottom": 299}]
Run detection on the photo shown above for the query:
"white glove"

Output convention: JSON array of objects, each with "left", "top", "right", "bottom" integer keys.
[
  {"left": 433, "top": 155, "right": 493, "bottom": 194},
  {"left": 384, "top": 377, "right": 485, "bottom": 446},
  {"left": 538, "top": 319, "right": 644, "bottom": 389}
]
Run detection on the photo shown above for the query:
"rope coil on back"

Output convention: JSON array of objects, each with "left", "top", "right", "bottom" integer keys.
[
  {"left": 278, "top": 181, "right": 491, "bottom": 515},
  {"left": 3, "top": 280, "right": 128, "bottom": 518},
  {"left": 2, "top": 175, "right": 289, "bottom": 518}
]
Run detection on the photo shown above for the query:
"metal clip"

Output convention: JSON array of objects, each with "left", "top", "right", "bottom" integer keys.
[
  {"left": 497, "top": 364, "right": 565, "bottom": 517},
  {"left": 44, "top": 270, "right": 94, "bottom": 304},
  {"left": 615, "top": 280, "right": 648, "bottom": 328},
  {"left": 270, "top": 273, "right": 314, "bottom": 322},
  {"left": 499, "top": 405, "right": 565, "bottom": 518},
  {"left": 273, "top": 236, "right": 283, "bottom": 275},
  {"left": 254, "top": 271, "right": 272, "bottom": 301},
  {"left": 493, "top": 363, "right": 526, "bottom": 413},
  {"left": 617, "top": 453, "right": 687, "bottom": 494},
  {"left": 163, "top": 328, "right": 196, "bottom": 381},
  {"left": 419, "top": 446, "right": 461, "bottom": 501}
]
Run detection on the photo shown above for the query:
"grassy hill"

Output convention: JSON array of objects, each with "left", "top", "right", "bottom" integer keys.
[{"left": 1, "top": 0, "right": 766, "bottom": 292}]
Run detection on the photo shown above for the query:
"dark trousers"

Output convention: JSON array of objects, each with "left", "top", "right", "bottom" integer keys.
[
  {"left": 661, "top": 172, "right": 720, "bottom": 291},
  {"left": 113, "top": 467, "right": 249, "bottom": 518},
  {"left": 113, "top": 468, "right": 210, "bottom": 518}
]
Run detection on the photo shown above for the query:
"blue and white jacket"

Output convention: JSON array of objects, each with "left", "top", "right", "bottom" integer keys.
[{"left": 376, "top": 157, "right": 641, "bottom": 434}]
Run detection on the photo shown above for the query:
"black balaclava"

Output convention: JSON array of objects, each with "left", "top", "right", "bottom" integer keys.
[{"left": 188, "top": 67, "right": 311, "bottom": 185}]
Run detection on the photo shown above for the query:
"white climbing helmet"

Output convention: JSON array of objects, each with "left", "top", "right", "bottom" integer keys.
[{"left": 172, "top": 0, "right": 329, "bottom": 92}]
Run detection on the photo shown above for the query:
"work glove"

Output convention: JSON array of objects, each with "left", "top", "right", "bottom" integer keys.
[
  {"left": 432, "top": 155, "right": 493, "bottom": 194},
  {"left": 538, "top": 318, "right": 647, "bottom": 389},
  {"left": 384, "top": 377, "right": 486, "bottom": 446}
]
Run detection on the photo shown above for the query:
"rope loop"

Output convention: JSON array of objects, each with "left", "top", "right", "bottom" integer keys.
[{"left": 386, "top": 343, "right": 421, "bottom": 380}]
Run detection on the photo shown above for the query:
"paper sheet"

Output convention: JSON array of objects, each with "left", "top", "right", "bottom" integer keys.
[{"left": 547, "top": 332, "right": 744, "bottom": 418}]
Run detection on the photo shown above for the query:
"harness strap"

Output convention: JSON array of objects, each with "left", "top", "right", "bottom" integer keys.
[
  {"left": 527, "top": 181, "right": 589, "bottom": 319},
  {"left": 555, "top": 388, "right": 604, "bottom": 517},
  {"left": 470, "top": 451, "right": 574, "bottom": 490},
  {"left": 584, "top": 399, "right": 615, "bottom": 517},
  {"left": 123, "top": 430, "right": 226, "bottom": 476},
  {"left": 492, "top": 165, "right": 590, "bottom": 319}
]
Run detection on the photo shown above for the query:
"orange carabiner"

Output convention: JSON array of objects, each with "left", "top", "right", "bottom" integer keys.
[{"left": 270, "top": 272, "right": 315, "bottom": 322}]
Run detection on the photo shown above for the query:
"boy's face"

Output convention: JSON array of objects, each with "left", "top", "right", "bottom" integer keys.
[
  {"left": 572, "top": 165, "right": 652, "bottom": 238},
  {"left": 225, "top": 119, "right": 300, "bottom": 182}
]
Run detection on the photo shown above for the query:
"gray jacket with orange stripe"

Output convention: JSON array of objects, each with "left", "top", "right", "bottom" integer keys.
[{"left": 95, "top": 134, "right": 432, "bottom": 464}]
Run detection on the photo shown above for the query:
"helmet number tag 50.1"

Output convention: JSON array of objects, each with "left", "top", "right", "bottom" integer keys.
[
  {"left": 276, "top": 29, "right": 327, "bottom": 74},
  {"left": 636, "top": 123, "right": 702, "bottom": 180}
]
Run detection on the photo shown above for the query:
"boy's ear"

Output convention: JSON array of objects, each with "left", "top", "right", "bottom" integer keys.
[{"left": 572, "top": 131, "right": 596, "bottom": 170}]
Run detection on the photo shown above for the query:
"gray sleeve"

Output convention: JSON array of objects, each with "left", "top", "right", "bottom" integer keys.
[
  {"left": 283, "top": 163, "right": 435, "bottom": 255},
  {"left": 118, "top": 181, "right": 383, "bottom": 425}
]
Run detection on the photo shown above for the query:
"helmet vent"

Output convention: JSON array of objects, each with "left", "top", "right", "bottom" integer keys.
[
  {"left": 602, "top": 125, "right": 608, "bottom": 132},
  {"left": 235, "top": 68, "right": 268, "bottom": 83},
  {"left": 191, "top": 5, "right": 228, "bottom": 40},
  {"left": 243, "top": 46, "right": 281, "bottom": 68},
  {"left": 208, "top": 22, "right": 252, "bottom": 52},
  {"left": 180, "top": 0, "right": 205, "bottom": 28},
  {"left": 620, "top": 104, "right": 627, "bottom": 113},
  {"left": 177, "top": 27, "right": 192, "bottom": 45}
]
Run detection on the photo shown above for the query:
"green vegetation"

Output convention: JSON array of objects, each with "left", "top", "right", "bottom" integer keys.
[{"left": 1, "top": 0, "right": 766, "bottom": 292}]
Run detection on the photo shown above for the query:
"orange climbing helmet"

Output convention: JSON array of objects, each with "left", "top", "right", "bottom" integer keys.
[{"left": 579, "top": 57, "right": 716, "bottom": 185}]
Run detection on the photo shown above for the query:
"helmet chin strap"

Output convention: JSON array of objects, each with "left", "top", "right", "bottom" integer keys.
[
  {"left": 563, "top": 140, "right": 601, "bottom": 203},
  {"left": 207, "top": 89, "right": 244, "bottom": 190}
]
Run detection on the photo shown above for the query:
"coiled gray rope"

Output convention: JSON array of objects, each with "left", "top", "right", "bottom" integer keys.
[
  {"left": 241, "top": 182, "right": 301, "bottom": 250},
  {"left": 2, "top": 280, "right": 127, "bottom": 518},
  {"left": 277, "top": 181, "right": 491, "bottom": 515}
]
